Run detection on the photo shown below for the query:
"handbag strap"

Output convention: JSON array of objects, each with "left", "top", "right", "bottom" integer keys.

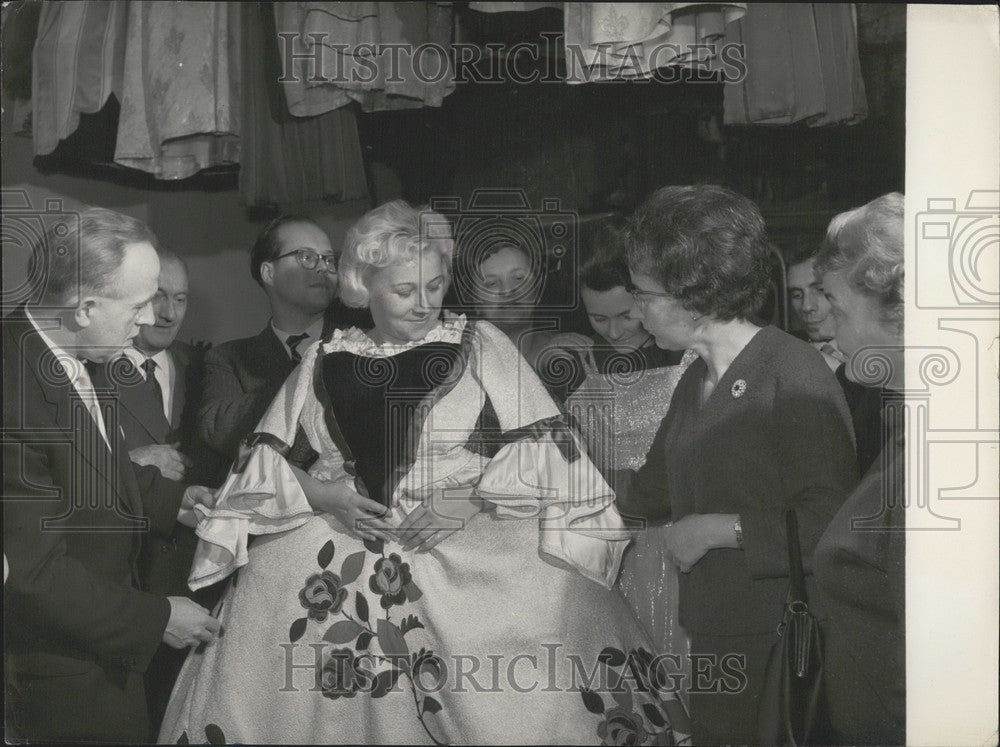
[{"left": 785, "top": 509, "right": 808, "bottom": 604}]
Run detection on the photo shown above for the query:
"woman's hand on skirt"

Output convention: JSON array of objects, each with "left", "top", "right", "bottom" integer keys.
[
  {"left": 397, "top": 487, "right": 484, "bottom": 553},
  {"left": 329, "top": 488, "right": 397, "bottom": 544},
  {"left": 297, "top": 470, "right": 396, "bottom": 543}
]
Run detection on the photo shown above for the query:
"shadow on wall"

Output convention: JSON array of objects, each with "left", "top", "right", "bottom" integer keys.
[{"left": 2, "top": 130, "right": 369, "bottom": 344}]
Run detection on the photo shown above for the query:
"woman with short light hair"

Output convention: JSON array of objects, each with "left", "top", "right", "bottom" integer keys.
[
  {"left": 812, "top": 191, "right": 906, "bottom": 745},
  {"left": 338, "top": 199, "right": 454, "bottom": 309}
]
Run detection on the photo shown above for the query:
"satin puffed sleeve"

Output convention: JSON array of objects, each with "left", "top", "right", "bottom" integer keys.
[
  {"left": 188, "top": 340, "right": 345, "bottom": 590},
  {"left": 475, "top": 415, "right": 631, "bottom": 589}
]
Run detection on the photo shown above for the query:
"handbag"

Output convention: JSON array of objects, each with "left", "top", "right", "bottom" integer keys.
[{"left": 756, "top": 509, "right": 828, "bottom": 746}]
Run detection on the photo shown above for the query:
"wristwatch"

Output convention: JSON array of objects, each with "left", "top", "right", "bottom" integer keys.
[{"left": 733, "top": 517, "right": 744, "bottom": 548}]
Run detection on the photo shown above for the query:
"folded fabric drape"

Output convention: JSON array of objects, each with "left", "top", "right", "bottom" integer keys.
[
  {"left": 723, "top": 3, "right": 867, "bottom": 126},
  {"left": 31, "top": 0, "right": 126, "bottom": 156},
  {"left": 238, "top": 2, "right": 368, "bottom": 207},
  {"left": 562, "top": 2, "right": 747, "bottom": 83},
  {"left": 114, "top": 1, "right": 241, "bottom": 179},
  {"left": 274, "top": 2, "right": 456, "bottom": 117}
]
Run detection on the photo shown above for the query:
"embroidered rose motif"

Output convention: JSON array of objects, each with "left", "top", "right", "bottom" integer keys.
[
  {"left": 597, "top": 706, "right": 648, "bottom": 746},
  {"left": 317, "top": 648, "right": 360, "bottom": 700},
  {"left": 368, "top": 553, "right": 411, "bottom": 609},
  {"left": 298, "top": 570, "right": 348, "bottom": 622}
]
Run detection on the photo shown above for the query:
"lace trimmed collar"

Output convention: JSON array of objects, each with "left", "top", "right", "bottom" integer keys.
[{"left": 323, "top": 313, "right": 467, "bottom": 357}]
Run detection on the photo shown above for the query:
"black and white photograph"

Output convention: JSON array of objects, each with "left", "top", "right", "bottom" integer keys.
[{"left": 1, "top": 3, "right": 997, "bottom": 745}]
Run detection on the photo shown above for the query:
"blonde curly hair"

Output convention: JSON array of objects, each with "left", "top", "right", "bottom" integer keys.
[{"left": 338, "top": 200, "right": 454, "bottom": 308}]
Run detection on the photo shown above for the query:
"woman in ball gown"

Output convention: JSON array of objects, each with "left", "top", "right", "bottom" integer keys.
[
  {"left": 612, "top": 185, "right": 858, "bottom": 745},
  {"left": 552, "top": 222, "right": 695, "bottom": 660},
  {"left": 159, "top": 201, "right": 690, "bottom": 746}
]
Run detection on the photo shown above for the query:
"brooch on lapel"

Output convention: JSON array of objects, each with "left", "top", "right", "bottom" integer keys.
[{"left": 731, "top": 379, "right": 748, "bottom": 398}]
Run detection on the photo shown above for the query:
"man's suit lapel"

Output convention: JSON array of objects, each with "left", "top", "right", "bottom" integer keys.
[
  {"left": 263, "top": 325, "right": 290, "bottom": 364},
  {"left": 13, "top": 311, "right": 143, "bottom": 518},
  {"left": 258, "top": 326, "right": 295, "bottom": 379},
  {"left": 87, "top": 359, "right": 145, "bottom": 519}
]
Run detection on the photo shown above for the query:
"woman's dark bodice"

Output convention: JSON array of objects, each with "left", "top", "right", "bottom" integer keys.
[{"left": 320, "top": 342, "right": 463, "bottom": 506}]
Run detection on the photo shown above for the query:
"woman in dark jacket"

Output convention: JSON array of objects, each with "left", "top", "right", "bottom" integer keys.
[
  {"left": 614, "top": 184, "right": 858, "bottom": 745},
  {"left": 812, "top": 192, "right": 906, "bottom": 745}
]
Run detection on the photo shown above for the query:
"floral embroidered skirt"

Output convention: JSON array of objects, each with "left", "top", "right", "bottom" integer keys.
[{"left": 159, "top": 512, "right": 690, "bottom": 745}]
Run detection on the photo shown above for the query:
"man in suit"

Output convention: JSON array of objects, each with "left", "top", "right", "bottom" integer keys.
[
  {"left": 3, "top": 207, "right": 221, "bottom": 743},
  {"left": 198, "top": 215, "right": 342, "bottom": 467},
  {"left": 110, "top": 248, "right": 223, "bottom": 733},
  {"left": 786, "top": 248, "right": 847, "bottom": 371},
  {"left": 117, "top": 249, "right": 197, "bottom": 482}
]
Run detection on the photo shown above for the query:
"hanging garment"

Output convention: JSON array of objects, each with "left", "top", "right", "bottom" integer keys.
[
  {"left": 274, "top": 2, "right": 456, "bottom": 117},
  {"left": 114, "top": 2, "right": 241, "bottom": 179},
  {"left": 562, "top": 2, "right": 746, "bottom": 83},
  {"left": 723, "top": 3, "right": 868, "bottom": 126},
  {"left": 31, "top": 0, "right": 126, "bottom": 156},
  {"left": 238, "top": 3, "right": 368, "bottom": 207}
]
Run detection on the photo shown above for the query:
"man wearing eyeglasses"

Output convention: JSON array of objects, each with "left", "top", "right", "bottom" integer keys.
[{"left": 197, "top": 216, "right": 341, "bottom": 470}]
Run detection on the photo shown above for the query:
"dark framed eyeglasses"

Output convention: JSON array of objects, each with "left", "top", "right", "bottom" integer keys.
[
  {"left": 625, "top": 282, "right": 674, "bottom": 307},
  {"left": 273, "top": 249, "right": 338, "bottom": 273}
]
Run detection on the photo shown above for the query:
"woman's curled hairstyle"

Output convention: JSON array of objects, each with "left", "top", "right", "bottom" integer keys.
[
  {"left": 815, "top": 192, "right": 904, "bottom": 334},
  {"left": 338, "top": 200, "right": 454, "bottom": 308},
  {"left": 624, "top": 184, "right": 772, "bottom": 321}
]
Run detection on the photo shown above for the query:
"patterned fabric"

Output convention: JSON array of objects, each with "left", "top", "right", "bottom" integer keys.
[
  {"left": 160, "top": 317, "right": 691, "bottom": 745},
  {"left": 115, "top": 2, "right": 241, "bottom": 178},
  {"left": 563, "top": 2, "right": 747, "bottom": 83},
  {"left": 566, "top": 349, "right": 696, "bottom": 664},
  {"left": 723, "top": 3, "right": 868, "bottom": 126},
  {"left": 274, "top": 2, "right": 456, "bottom": 117}
]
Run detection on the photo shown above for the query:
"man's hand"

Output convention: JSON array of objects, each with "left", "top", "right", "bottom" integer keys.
[
  {"left": 397, "top": 487, "right": 484, "bottom": 553},
  {"left": 163, "top": 597, "right": 221, "bottom": 648},
  {"left": 130, "top": 443, "right": 192, "bottom": 481},
  {"left": 177, "top": 485, "right": 217, "bottom": 528}
]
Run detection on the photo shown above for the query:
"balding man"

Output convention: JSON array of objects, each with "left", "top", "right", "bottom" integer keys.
[{"left": 3, "top": 207, "right": 220, "bottom": 742}]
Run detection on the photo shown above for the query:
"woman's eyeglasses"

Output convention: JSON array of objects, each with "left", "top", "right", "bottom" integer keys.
[
  {"left": 273, "top": 249, "right": 338, "bottom": 273},
  {"left": 625, "top": 282, "right": 674, "bottom": 308}
]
